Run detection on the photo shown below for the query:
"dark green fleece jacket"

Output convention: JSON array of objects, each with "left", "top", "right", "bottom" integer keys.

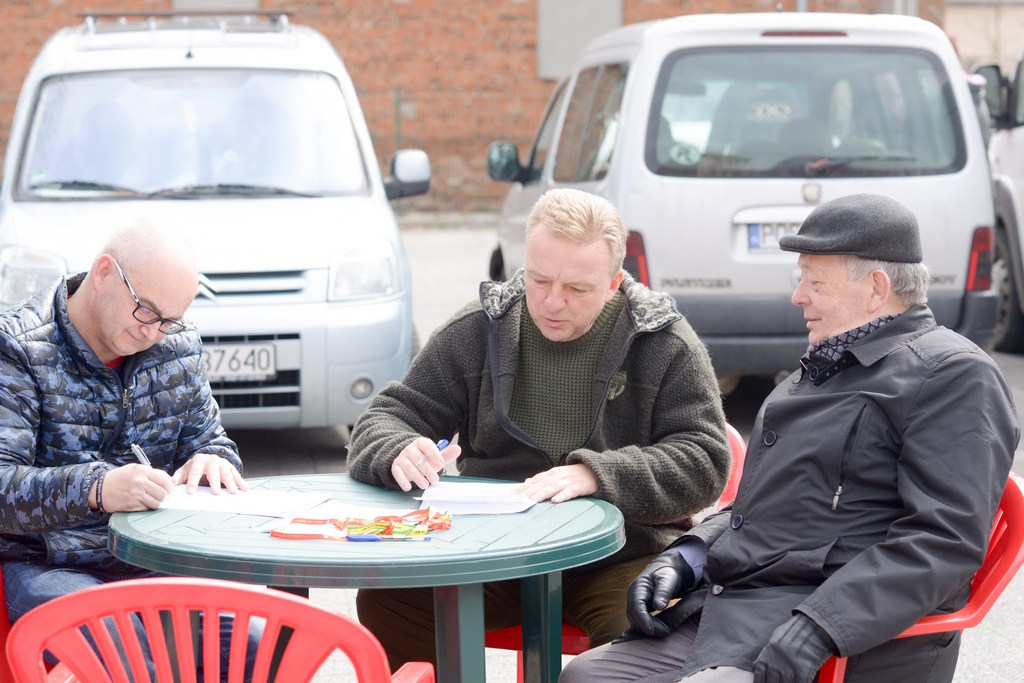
[{"left": 347, "top": 271, "right": 730, "bottom": 565}]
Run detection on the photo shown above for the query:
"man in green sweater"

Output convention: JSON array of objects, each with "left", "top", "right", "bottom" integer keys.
[{"left": 346, "top": 188, "right": 730, "bottom": 669}]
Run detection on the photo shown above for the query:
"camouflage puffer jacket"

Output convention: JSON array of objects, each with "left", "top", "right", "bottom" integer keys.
[{"left": 0, "top": 275, "right": 240, "bottom": 570}]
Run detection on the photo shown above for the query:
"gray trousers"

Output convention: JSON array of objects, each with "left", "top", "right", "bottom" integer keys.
[{"left": 559, "top": 616, "right": 754, "bottom": 683}]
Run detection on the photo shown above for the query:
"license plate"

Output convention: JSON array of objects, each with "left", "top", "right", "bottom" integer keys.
[
  {"left": 201, "top": 343, "right": 276, "bottom": 382},
  {"left": 748, "top": 222, "right": 801, "bottom": 252}
]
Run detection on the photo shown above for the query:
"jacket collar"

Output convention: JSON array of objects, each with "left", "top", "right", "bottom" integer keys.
[
  {"left": 798, "top": 305, "right": 935, "bottom": 384},
  {"left": 478, "top": 269, "right": 682, "bottom": 333},
  {"left": 845, "top": 305, "right": 935, "bottom": 367},
  {"left": 54, "top": 275, "right": 100, "bottom": 369}
]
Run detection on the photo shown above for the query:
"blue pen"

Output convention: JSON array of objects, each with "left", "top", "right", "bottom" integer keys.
[{"left": 415, "top": 439, "right": 450, "bottom": 467}]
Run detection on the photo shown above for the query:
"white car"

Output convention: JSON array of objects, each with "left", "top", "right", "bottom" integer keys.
[
  {"left": 975, "top": 56, "right": 1024, "bottom": 353},
  {"left": 0, "top": 10, "right": 430, "bottom": 428},
  {"left": 488, "top": 12, "right": 996, "bottom": 391}
]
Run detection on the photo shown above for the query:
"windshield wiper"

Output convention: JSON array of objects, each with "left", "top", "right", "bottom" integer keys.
[
  {"left": 147, "top": 184, "right": 316, "bottom": 198},
  {"left": 803, "top": 155, "right": 916, "bottom": 175},
  {"left": 29, "top": 180, "right": 142, "bottom": 195}
]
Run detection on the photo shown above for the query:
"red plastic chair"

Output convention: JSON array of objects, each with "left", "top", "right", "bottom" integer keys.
[
  {"left": 4, "top": 576, "right": 434, "bottom": 683},
  {"left": 817, "top": 471, "right": 1024, "bottom": 682},
  {"left": 717, "top": 422, "right": 747, "bottom": 511},
  {"left": 0, "top": 573, "right": 14, "bottom": 683},
  {"left": 484, "top": 421, "right": 748, "bottom": 682}
]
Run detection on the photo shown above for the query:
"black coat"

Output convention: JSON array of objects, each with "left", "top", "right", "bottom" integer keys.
[{"left": 677, "top": 306, "right": 1018, "bottom": 681}]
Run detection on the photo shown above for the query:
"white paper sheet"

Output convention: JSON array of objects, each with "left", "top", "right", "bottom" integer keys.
[
  {"left": 415, "top": 480, "right": 535, "bottom": 515},
  {"left": 157, "top": 485, "right": 331, "bottom": 518},
  {"left": 287, "top": 500, "right": 415, "bottom": 521}
]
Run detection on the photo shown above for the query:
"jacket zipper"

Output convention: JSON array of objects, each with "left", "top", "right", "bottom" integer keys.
[{"left": 834, "top": 404, "right": 866, "bottom": 511}]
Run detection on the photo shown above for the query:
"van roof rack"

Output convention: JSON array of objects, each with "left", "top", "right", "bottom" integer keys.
[{"left": 78, "top": 9, "right": 293, "bottom": 34}]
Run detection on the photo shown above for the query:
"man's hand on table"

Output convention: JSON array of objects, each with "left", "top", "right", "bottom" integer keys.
[
  {"left": 172, "top": 452, "right": 248, "bottom": 494},
  {"left": 514, "top": 464, "right": 598, "bottom": 503},
  {"left": 391, "top": 437, "right": 462, "bottom": 491}
]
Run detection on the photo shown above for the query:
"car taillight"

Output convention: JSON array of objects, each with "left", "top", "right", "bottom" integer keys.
[
  {"left": 624, "top": 231, "right": 649, "bottom": 286},
  {"left": 966, "top": 226, "right": 993, "bottom": 292}
]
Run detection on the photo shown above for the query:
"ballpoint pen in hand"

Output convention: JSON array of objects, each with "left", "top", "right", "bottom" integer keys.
[
  {"left": 415, "top": 439, "right": 450, "bottom": 467},
  {"left": 130, "top": 444, "right": 152, "bottom": 467}
]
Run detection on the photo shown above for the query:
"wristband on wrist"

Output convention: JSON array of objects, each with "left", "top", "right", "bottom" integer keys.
[{"left": 95, "top": 469, "right": 108, "bottom": 513}]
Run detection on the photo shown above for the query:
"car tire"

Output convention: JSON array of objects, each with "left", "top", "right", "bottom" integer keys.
[{"left": 993, "top": 229, "right": 1024, "bottom": 352}]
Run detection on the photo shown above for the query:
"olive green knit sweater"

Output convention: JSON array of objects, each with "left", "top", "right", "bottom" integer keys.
[{"left": 510, "top": 294, "right": 623, "bottom": 462}]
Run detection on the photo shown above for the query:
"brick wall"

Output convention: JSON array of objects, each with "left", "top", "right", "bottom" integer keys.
[{"left": 0, "top": 0, "right": 946, "bottom": 211}]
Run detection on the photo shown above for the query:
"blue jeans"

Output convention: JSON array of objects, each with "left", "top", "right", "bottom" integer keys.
[{"left": 2, "top": 561, "right": 263, "bottom": 682}]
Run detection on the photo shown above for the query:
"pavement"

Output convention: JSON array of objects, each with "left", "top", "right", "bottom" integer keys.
[{"left": 228, "top": 213, "right": 1024, "bottom": 681}]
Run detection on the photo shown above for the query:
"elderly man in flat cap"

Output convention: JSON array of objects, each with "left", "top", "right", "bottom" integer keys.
[{"left": 560, "top": 194, "right": 1018, "bottom": 683}]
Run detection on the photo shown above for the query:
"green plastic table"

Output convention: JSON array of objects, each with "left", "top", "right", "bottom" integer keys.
[{"left": 108, "top": 473, "right": 625, "bottom": 683}]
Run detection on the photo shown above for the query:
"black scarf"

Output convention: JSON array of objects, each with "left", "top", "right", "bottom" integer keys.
[{"left": 805, "top": 314, "right": 898, "bottom": 364}]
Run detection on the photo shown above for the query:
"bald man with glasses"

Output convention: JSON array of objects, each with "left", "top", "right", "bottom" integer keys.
[{"left": 0, "top": 219, "right": 255, "bottom": 680}]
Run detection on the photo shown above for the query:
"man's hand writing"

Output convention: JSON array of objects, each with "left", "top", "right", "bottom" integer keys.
[
  {"left": 97, "top": 464, "right": 175, "bottom": 511},
  {"left": 391, "top": 437, "right": 461, "bottom": 491},
  {"left": 513, "top": 464, "right": 597, "bottom": 503},
  {"left": 172, "top": 452, "right": 247, "bottom": 494}
]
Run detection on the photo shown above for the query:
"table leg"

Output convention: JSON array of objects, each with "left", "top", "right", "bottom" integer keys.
[
  {"left": 434, "top": 584, "right": 485, "bottom": 683},
  {"left": 520, "top": 572, "right": 562, "bottom": 683},
  {"left": 268, "top": 586, "right": 307, "bottom": 680}
]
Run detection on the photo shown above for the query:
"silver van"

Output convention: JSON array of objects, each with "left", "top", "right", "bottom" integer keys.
[
  {"left": 0, "top": 10, "right": 430, "bottom": 429},
  {"left": 488, "top": 12, "right": 996, "bottom": 392}
]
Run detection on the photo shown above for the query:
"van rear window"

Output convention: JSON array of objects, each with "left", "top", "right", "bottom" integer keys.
[
  {"left": 645, "top": 46, "right": 965, "bottom": 178},
  {"left": 16, "top": 69, "right": 369, "bottom": 199}
]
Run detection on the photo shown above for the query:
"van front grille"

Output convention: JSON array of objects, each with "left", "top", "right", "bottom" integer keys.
[
  {"left": 214, "top": 390, "right": 300, "bottom": 409},
  {"left": 201, "top": 334, "right": 301, "bottom": 410},
  {"left": 210, "top": 370, "right": 300, "bottom": 409},
  {"left": 208, "top": 369, "right": 299, "bottom": 392}
]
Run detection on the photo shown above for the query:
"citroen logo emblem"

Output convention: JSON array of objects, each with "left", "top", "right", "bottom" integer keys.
[{"left": 195, "top": 273, "right": 218, "bottom": 301}]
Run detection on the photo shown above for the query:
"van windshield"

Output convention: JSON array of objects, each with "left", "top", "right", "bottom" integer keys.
[
  {"left": 646, "top": 47, "right": 964, "bottom": 178},
  {"left": 17, "top": 69, "right": 370, "bottom": 199}
]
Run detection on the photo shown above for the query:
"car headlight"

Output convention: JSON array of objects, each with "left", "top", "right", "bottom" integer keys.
[
  {"left": 328, "top": 240, "right": 401, "bottom": 300},
  {"left": 0, "top": 247, "right": 66, "bottom": 305}
]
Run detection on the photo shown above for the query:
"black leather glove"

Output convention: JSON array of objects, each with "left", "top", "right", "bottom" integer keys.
[
  {"left": 625, "top": 548, "right": 695, "bottom": 638},
  {"left": 752, "top": 613, "right": 837, "bottom": 683}
]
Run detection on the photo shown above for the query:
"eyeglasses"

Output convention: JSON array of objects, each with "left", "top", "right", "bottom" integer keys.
[{"left": 111, "top": 258, "right": 190, "bottom": 335}]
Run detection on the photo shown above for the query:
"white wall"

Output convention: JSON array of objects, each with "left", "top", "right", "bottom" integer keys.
[{"left": 946, "top": 1, "right": 1024, "bottom": 71}]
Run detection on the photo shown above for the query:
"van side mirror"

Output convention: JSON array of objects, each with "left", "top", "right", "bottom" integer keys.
[
  {"left": 384, "top": 149, "right": 431, "bottom": 200},
  {"left": 487, "top": 141, "right": 524, "bottom": 182},
  {"left": 974, "top": 64, "right": 1007, "bottom": 126}
]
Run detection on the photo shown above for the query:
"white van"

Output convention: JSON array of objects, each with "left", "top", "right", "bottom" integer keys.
[
  {"left": 0, "top": 10, "right": 430, "bottom": 429},
  {"left": 976, "top": 55, "right": 1024, "bottom": 353},
  {"left": 488, "top": 12, "right": 996, "bottom": 391}
]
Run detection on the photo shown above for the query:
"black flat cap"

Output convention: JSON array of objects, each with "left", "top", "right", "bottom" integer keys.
[{"left": 779, "top": 194, "right": 922, "bottom": 263}]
